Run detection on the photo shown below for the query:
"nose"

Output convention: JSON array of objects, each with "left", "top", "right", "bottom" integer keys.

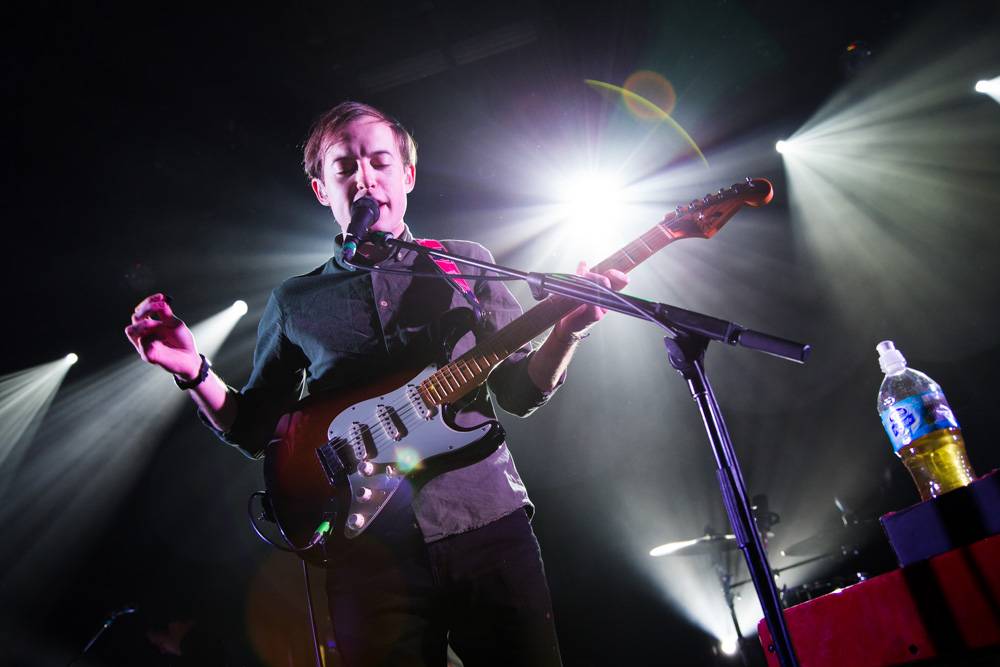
[{"left": 354, "top": 160, "right": 377, "bottom": 195}]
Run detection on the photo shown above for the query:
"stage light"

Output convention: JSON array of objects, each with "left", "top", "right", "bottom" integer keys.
[
  {"left": 976, "top": 75, "right": 1000, "bottom": 103},
  {"left": 527, "top": 169, "right": 640, "bottom": 260},
  {"left": 776, "top": 138, "right": 804, "bottom": 155},
  {"left": 0, "top": 356, "right": 76, "bottom": 484},
  {"left": 556, "top": 170, "right": 627, "bottom": 233},
  {"left": 649, "top": 538, "right": 698, "bottom": 557},
  {"left": 64, "top": 353, "right": 78, "bottom": 365},
  {"left": 232, "top": 299, "right": 248, "bottom": 316},
  {"left": 719, "top": 635, "right": 739, "bottom": 656}
]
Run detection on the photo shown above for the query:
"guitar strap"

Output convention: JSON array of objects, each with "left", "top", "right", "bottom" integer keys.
[{"left": 414, "top": 238, "right": 485, "bottom": 325}]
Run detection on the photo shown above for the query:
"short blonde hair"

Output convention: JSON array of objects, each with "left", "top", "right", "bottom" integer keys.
[{"left": 302, "top": 101, "right": 418, "bottom": 181}]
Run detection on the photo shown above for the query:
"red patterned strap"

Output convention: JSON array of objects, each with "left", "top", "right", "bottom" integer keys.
[
  {"left": 414, "top": 238, "right": 483, "bottom": 320},
  {"left": 414, "top": 239, "right": 473, "bottom": 293}
]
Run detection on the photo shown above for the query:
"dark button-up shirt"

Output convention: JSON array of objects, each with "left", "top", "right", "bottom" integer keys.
[{"left": 208, "top": 226, "right": 562, "bottom": 541}]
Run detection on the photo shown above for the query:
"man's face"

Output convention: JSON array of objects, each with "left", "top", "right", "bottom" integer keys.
[{"left": 311, "top": 117, "right": 415, "bottom": 239}]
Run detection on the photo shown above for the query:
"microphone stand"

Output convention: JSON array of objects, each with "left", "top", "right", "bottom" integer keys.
[{"left": 373, "top": 235, "right": 807, "bottom": 666}]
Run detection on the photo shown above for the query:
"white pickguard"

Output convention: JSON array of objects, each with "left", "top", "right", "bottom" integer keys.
[{"left": 325, "top": 364, "right": 494, "bottom": 538}]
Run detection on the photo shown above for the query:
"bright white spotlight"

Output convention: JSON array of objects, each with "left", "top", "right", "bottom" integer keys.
[
  {"left": 649, "top": 538, "right": 698, "bottom": 557},
  {"left": 719, "top": 635, "right": 739, "bottom": 656},
  {"left": 775, "top": 139, "right": 789, "bottom": 154},
  {"left": 976, "top": 76, "right": 1000, "bottom": 103},
  {"left": 64, "top": 353, "right": 79, "bottom": 365},
  {"left": 232, "top": 299, "right": 248, "bottom": 316},
  {"left": 556, "top": 170, "right": 626, "bottom": 234},
  {"left": 975, "top": 76, "right": 998, "bottom": 93},
  {"left": 550, "top": 170, "right": 631, "bottom": 259}
]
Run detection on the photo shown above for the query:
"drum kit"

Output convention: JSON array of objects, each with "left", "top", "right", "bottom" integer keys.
[{"left": 650, "top": 495, "right": 883, "bottom": 663}]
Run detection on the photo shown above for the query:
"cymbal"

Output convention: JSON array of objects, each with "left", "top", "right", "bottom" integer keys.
[
  {"left": 650, "top": 533, "right": 737, "bottom": 557},
  {"left": 780, "top": 520, "right": 879, "bottom": 557}
]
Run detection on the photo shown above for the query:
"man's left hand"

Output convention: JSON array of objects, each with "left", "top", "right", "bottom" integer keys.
[{"left": 553, "top": 261, "right": 629, "bottom": 340}]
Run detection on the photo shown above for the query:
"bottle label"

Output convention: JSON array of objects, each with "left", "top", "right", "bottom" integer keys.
[{"left": 879, "top": 391, "right": 959, "bottom": 452}]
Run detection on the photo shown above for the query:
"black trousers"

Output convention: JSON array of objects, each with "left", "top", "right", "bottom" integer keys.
[{"left": 325, "top": 508, "right": 563, "bottom": 667}]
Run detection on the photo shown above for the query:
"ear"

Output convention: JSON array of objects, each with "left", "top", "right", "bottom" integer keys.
[
  {"left": 311, "top": 178, "right": 329, "bottom": 206},
  {"left": 403, "top": 163, "right": 416, "bottom": 194}
]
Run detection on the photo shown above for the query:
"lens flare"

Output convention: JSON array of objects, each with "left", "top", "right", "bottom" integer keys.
[
  {"left": 623, "top": 70, "right": 677, "bottom": 119},
  {"left": 395, "top": 446, "right": 422, "bottom": 473}
]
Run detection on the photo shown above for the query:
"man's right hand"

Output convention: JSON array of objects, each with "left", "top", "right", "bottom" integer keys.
[{"left": 125, "top": 293, "right": 202, "bottom": 380}]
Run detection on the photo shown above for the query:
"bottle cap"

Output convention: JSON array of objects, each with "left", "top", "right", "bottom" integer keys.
[{"left": 876, "top": 340, "right": 907, "bottom": 375}]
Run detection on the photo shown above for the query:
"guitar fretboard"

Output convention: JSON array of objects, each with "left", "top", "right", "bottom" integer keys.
[{"left": 417, "top": 213, "right": 681, "bottom": 406}]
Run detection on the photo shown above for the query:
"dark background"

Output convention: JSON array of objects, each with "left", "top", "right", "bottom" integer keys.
[{"left": 2, "top": 1, "right": 999, "bottom": 665}]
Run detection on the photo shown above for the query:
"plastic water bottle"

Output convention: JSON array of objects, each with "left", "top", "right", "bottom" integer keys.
[{"left": 876, "top": 341, "right": 976, "bottom": 501}]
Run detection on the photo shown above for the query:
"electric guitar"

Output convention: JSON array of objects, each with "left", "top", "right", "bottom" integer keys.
[{"left": 264, "top": 178, "right": 774, "bottom": 564}]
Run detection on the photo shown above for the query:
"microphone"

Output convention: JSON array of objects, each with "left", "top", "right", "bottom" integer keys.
[{"left": 342, "top": 196, "right": 380, "bottom": 262}]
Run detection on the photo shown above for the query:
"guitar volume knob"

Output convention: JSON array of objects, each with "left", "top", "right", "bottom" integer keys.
[
  {"left": 347, "top": 513, "right": 366, "bottom": 530},
  {"left": 358, "top": 461, "right": 376, "bottom": 476},
  {"left": 356, "top": 486, "right": 373, "bottom": 502}
]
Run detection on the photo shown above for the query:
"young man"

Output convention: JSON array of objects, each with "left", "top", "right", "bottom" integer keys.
[{"left": 126, "top": 101, "right": 626, "bottom": 666}]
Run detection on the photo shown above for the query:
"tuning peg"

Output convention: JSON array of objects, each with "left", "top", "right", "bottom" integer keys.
[{"left": 746, "top": 176, "right": 753, "bottom": 185}]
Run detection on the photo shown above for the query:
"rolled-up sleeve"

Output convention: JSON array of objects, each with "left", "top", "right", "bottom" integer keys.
[
  {"left": 459, "top": 243, "right": 566, "bottom": 417},
  {"left": 200, "top": 290, "right": 307, "bottom": 459}
]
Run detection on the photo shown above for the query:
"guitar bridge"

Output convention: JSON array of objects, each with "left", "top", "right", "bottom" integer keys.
[{"left": 316, "top": 439, "right": 346, "bottom": 485}]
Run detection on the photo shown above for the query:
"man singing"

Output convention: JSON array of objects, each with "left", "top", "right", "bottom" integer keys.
[{"left": 126, "top": 101, "right": 626, "bottom": 666}]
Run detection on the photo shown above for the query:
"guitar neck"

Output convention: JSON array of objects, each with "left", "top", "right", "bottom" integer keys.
[{"left": 417, "top": 212, "right": 682, "bottom": 407}]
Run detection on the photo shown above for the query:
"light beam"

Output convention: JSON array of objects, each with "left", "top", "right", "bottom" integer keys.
[
  {"left": 0, "top": 356, "right": 78, "bottom": 498},
  {"left": 0, "top": 301, "right": 249, "bottom": 613}
]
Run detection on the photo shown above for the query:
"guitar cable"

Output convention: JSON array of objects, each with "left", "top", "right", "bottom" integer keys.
[{"left": 247, "top": 490, "right": 331, "bottom": 554}]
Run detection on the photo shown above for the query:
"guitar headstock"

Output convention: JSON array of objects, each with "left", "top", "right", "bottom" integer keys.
[{"left": 663, "top": 177, "right": 773, "bottom": 240}]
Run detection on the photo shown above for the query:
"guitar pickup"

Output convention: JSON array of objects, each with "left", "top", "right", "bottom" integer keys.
[
  {"left": 347, "top": 422, "right": 377, "bottom": 461},
  {"left": 375, "top": 405, "right": 407, "bottom": 441},
  {"left": 406, "top": 385, "right": 437, "bottom": 420}
]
